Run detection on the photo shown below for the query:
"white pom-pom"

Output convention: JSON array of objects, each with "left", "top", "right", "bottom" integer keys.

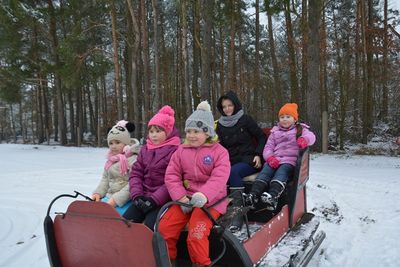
[{"left": 196, "top": 101, "right": 211, "bottom": 112}]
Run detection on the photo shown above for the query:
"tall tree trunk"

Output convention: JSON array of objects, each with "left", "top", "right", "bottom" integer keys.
[
  {"left": 140, "top": 0, "right": 151, "bottom": 129},
  {"left": 307, "top": 0, "right": 322, "bottom": 152},
  {"left": 254, "top": 0, "right": 260, "bottom": 120},
  {"left": 180, "top": 0, "right": 191, "bottom": 114},
  {"left": 300, "top": 0, "right": 308, "bottom": 113},
  {"left": 192, "top": 0, "right": 201, "bottom": 106},
  {"left": 320, "top": 7, "right": 328, "bottom": 115},
  {"left": 76, "top": 87, "right": 83, "bottom": 146},
  {"left": 201, "top": 0, "right": 213, "bottom": 100},
  {"left": 219, "top": 26, "right": 225, "bottom": 94},
  {"left": 267, "top": 10, "right": 282, "bottom": 110},
  {"left": 238, "top": 29, "right": 244, "bottom": 95},
  {"left": 126, "top": 0, "right": 141, "bottom": 138},
  {"left": 68, "top": 92, "right": 76, "bottom": 144},
  {"left": 333, "top": 9, "right": 345, "bottom": 149},
  {"left": 42, "top": 77, "right": 51, "bottom": 142},
  {"left": 93, "top": 80, "right": 100, "bottom": 145},
  {"left": 381, "top": 0, "right": 388, "bottom": 121},
  {"left": 227, "top": 1, "right": 237, "bottom": 91},
  {"left": 284, "top": 0, "right": 299, "bottom": 103},
  {"left": 85, "top": 86, "right": 95, "bottom": 137},
  {"left": 110, "top": 0, "right": 123, "bottom": 119},
  {"left": 361, "top": 0, "right": 373, "bottom": 143},
  {"left": 47, "top": 0, "right": 67, "bottom": 145},
  {"left": 124, "top": 11, "right": 133, "bottom": 120},
  {"left": 152, "top": 0, "right": 161, "bottom": 108},
  {"left": 353, "top": 0, "right": 361, "bottom": 131}
]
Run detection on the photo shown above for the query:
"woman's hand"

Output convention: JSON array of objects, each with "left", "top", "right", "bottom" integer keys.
[
  {"left": 253, "top": 155, "right": 262, "bottom": 168},
  {"left": 107, "top": 197, "right": 117, "bottom": 207},
  {"left": 92, "top": 193, "right": 101, "bottom": 202}
]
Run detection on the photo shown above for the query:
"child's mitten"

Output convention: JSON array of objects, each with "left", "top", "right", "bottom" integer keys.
[
  {"left": 267, "top": 156, "right": 280, "bottom": 169},
  {"left": 190, "top": 192, "right": 207, "bottom": 208},
  {"left": 296, "top": 137, "right": 308, "bottom": 149}
]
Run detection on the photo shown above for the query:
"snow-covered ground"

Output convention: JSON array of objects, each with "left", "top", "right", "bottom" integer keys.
[{"left": 0, "top": 144, "right": 399, "bottom": 267}]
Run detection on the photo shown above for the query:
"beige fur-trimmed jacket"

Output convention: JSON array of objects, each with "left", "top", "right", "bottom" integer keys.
[{"left": 93, "top": 139, "right": 140, "bottom": 207}]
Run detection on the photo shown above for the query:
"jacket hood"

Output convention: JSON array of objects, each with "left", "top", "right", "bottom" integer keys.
[
  {"left": 217, "top": 90, "right": 242, "bottom": 116},
  {"left": 168, "top": 126, "right": 181, "bottom": 139}
]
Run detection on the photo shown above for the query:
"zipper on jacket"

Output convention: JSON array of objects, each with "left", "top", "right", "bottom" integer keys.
[{"left": 194, "top": 147, "right": 199, "bottom": 181}]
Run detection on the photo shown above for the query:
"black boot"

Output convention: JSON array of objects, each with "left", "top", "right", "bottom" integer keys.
[
  {"left": 244, "top": 180, "right": 267, "bottom": 207},
  {"left": 260, "top": 180, "right": 285, "bottom": 210},
  {"left": 228, "top": 187, "right": 245, "bottom": 232}
]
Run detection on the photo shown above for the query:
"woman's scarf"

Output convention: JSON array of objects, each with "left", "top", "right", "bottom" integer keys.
[
  {"left": 146, "top": 136, "right": 181, "bottom": 150},
  {"left": 104, "top": 151, "right": 130, "bottom": 175},
  {"left": 218, "top": 109, "right": 244, "bottom": 127}
]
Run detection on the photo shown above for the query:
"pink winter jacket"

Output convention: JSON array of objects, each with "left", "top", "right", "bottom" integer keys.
[
  {"left": 263, "top": 123, "right": 316, "bottom": 166},
  {"left": 165, "top": 142, "right": 230, "bottom": 214}
]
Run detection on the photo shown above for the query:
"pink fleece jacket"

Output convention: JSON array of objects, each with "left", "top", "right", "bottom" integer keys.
[
  {"left": 165, "top": 142, "right": 230, "bottom": 214},
  {"left": 263, "top": 123, "right": 316, "bottom": 166}
]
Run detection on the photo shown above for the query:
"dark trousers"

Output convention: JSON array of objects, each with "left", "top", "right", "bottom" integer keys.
[
  {"left": 229, "top": 162, "right": 259, "bottom": 187},
  {"left": 122, "top": 204, "right": 160, "bottom": 231}
]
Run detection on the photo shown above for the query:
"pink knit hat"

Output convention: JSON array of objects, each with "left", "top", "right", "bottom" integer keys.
[{"left": 148, "top": 105, "right": 175, "bottom": 136}]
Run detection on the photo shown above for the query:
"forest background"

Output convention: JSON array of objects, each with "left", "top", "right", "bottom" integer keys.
[{"left": 1, "top": 0, "right": 399, "bottom": 153}]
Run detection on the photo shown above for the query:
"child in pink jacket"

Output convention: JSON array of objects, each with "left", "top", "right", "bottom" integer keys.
[
  {"left": 245, "top": 103, "right": 315, "bottom": 210},
  {"left": 159, "top": 101, "right": 230, "bottom": 267}
]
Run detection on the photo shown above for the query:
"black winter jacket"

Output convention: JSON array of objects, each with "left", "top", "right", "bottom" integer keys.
[{"left": 216, "top": 91, "right": 266, "bottom": 167}]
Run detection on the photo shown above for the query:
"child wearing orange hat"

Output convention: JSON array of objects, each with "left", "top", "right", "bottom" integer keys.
[{"left": 245, "top": 103, "right": 316, "bottom": 210}]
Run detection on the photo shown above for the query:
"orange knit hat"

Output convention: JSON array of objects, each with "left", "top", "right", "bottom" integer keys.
[{"left": 278, "top": 103, "right": 298, "bottom": 121}]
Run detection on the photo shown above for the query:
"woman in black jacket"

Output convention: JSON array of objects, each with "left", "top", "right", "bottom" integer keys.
[{"left": 216, "top": 91, "right": 267, "bottom": 232}]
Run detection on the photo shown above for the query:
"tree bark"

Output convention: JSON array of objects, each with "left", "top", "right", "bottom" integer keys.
[
  {"left": 126, "top": 0, "right": 141, "bottom": 138},
  {"left": 192, "top": 0, "right": 201, "bottom": 107},
  {"left": 180, "top": 0, "right": 191, "bottom": 114},
  {"left": 152, "top": 0, "right": 161, "bottom": 109},
  {"left": 381, "top": 0, "right": 388, "bottom": 121},
  {"left": 353, "top": 0, "right": 361, "bottom": 131},
  {"left": 110, "top": 0, "right": 123, "bottom": 119},
  {"left": 140, "top": 0, "right": 151, "bottom": 129},
  {"left": 284, "top": 0, "right": 299, "bottom": 103},
  {"left": 47, "top": 0, "right": 67, "bottom": 145},
  {"left": 254, "top": 0, "right": 260, "bottom": 120},
  {"left": 201, "top": 0, "right": 213, "bottom": 100},
  {"left": 300, "top": 0, "right": 308, "bottom": 114},
  {"left": 227, "top": 1, "right": 237, "bottom": 91},
  {"left": 307, "top": 0, "right": 322, "bottom": 152},
  {"left": 267, "top": 10, "right": 282, "bottom": 110}
]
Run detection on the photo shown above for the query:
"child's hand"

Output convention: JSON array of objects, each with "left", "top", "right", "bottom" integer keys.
[
  {"left": 107, "top": 198, "right": 117, "bottom": 207},
  {"left": 190, "top": 192, "right": 207, "bottom": 208},
  {"left": 267, "top": 156, "right": 280, "bottom": 169},
  {"left": 253, "top": 155, "right": 262, "bottom": 168},
  {"left": 92, "top": 193, "right": 101, "bottom": 202},
  {"left": 297, "top": 137, "right": 308, "bottom": 149},
  {"left": 178, "top": 196, "right": 192, "bottom": 214},
  {"left": 137, "top": 197, "right": 157, "bottom": 214}
]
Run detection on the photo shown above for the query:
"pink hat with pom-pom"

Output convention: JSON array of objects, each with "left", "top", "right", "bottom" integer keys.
[{"left": 148, "top": 105, "right": 175, "bottom": 136}]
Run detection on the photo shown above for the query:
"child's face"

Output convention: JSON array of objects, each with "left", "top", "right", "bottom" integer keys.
[
  {"left": 279, "top": 114, "right": 295, "bottom": 128},
  {"left": 221, "top": 99, "right": 235, "bottom": 116},
  {"left": 108, "top": 140, "right": 125, "bottom": 155},
  {"left": 185, "top": 129, "right": 208, "bottom": 147},
  {"left": 148, "top": 127, "right": 167, "bottom": 145}
]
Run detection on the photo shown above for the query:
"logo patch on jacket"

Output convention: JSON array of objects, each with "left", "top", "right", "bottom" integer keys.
[{"left": 203, "top": 155, "right": 213, "bottom": 165}]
